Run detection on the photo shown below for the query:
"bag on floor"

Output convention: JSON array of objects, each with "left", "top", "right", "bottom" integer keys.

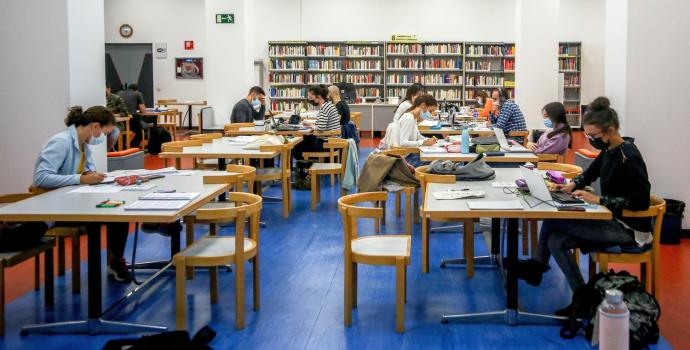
[
  {"left": 102, "top": 325, "right": 216, "bottom": 350},
  {"left": 293, "top": 159, "right": 314, "bottom": 191},
  {"left": 559, "top": 270, "right": 660, "bottom": 350},
  {"left": 0, "top": 222, "right": 48, "bottom": 252},
  {"left": 147, "top": 126, "right": 172, "bottom": 155}
]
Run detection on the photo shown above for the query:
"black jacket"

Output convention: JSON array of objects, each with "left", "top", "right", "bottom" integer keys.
[
  {"left": 335, "top": 101, "right": 350, "bottom": 125},
  {"left": 573, "top": 141, "right": 651, "bottom": 232}
]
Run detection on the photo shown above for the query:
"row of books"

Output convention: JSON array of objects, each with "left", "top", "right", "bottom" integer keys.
[
  {"left": 387, "top": 87, "right": 409, "bottom": 98},
  {"left": 307, "top": 60, "right": 343, "bottom": 70},
  {"left": 465, "top": 60, "right": 494, "bottom": 71},
  {"left": 271, "top": 100, "right": 302, "bottom": 111},
  {"left": 564, "top": 75, "right": 581, "bottom": 86},
  {"left": 269, "top": 73, "right": 304, "bottom": 84},
  {"left": 355, "top": 87, "right": 382, "bottom": 98},
  {"left": 307, "top": 73, "right": 343, "bottom": 84},
  {"left": 387, "top": 73, "right": 424, "bottom": 84},
  {"left": 466, "top": 45, "right": 507, "bottom": 56},
  {"left": 346, "top": 73, "right": 383, "bottom": 84},
  {"left": 346, "top": 45, "right": 381, "bottom": 56},
  {"left": 387, "top": 58, "right": 424, "bottom": 69},
  {"left": 428, "top": 89, "right": 461, "bottom": 100},
  {"left": 466, "top": 76, "right": 505, "bottom": 86},
  {"left": 424, "top": 74, "right": 461, "bottom": 85},
  {"left": 465, "top": 89, "right": 514, "bottom": 99},
  {"left": 269, "top": 87, "right": 305, "bottom": 98},
  {"left": 306, "top": 45, "right": 340, "bottom": 56},
  {"left": 425, "top": 58, "right": 462, "bottom": 70},
  {"left": 559, "top": 58, "right": 579, "bottom": 71},
  {"left": 270, "top": 60, "right": 304, "bottom": 70},
  {"left": 559, "top": 45, "right": 580, "bottom": 56},
  {"left": 424, "top": 43, "right": 462, "bottom": 54},
  {"left": 269, "top": 45, "right": 304, "bottom": 56},
  {"left": 344, "top": 60, "right": 382, "bottom": 70},
  {"left": 387, "top": 43, "right": 423, "bottom": 54},
  {"left": 503, "top": 59, "right": 515, "bottom": 71}
]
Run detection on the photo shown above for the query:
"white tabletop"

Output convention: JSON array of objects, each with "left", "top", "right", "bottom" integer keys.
[
  {"left": 423, "top": 168, "right": 611, "bottom": 220},
  {"left": 420, "top": 151, "right": 538, "bottom": 163},
  {"left": 160, "top": 137, "right": 302, "bottom": 159},
  {"left": 0, "top": 172, "right": 230, "bottom": 223}
]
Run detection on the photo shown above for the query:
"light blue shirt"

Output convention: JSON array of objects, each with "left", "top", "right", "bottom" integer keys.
[{"left": 33, "top": 125, "right": 94, "bottom": 189}]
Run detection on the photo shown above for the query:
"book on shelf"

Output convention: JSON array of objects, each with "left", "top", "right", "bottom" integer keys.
[
  {"left": 558, "top": 45, "right": 580, "bottom": 56},
  {"left": 271, "top": 100, "right": 305, "bottom": 112},
  {"left": 424, "top": 43, "right": 462, "bottom": 54},
  {"left": 345, "top": 73, "right": 383, "bottom": 84},
  {"left": 465, "top": 60, "right": 493, "bottom": 71},
  {"left": 306, "top": 73, "right": 344, "bottom": 84},
  {"left": 503, "top": 58, "right": 515, "bottom": 71},
  {"left": 424, "top": 73, "right": 461, "bottom": 85},
  {"left": 269, "top": 45, "right": 305, "bottom": 56},
  {"left": 269, "top": 87, "right": 306, "bottom": 98},
  {"left": 466, "top": 44, "right": 504, "bottom": 56},
  {"left": 306, "top": 44, "right": 341, "bottom": 56},
  {"left": 345, "top": 45, "right": 381, "bottom": 56},
  {"left": 465, "top": 75, "right": 505, "bottom": 87},
  {"left": 344, "top": 59, "right": 382, "bottom": 70},
  {"left": 270, "top": 59, "right": 304, "bottom": 70},
  {"left": 559, "top": 57, "right": 579, "bottom": 71},
  {"left": 307, "top": 59, "right": 343, "bottom": 70},
  {"left": 429, "top": 89, "right": 462, "bottom": 100},
  {"left": 387, "top": 58, "right": 423, "bottom": 69},
  {"left": 387, "top": 73, "right": 424, "bottom": 85},
  {"left": 387, "top": 43, "right": 422, "bottom": 54},
  {"left": 425, "top": 58, "right": 462, "bottom": 70},
  {"left": 269, "top": 73, "right": 304, "bottom": 84},
  {"left": 355, "top": 87, "right": 382, "bottom": 98}
]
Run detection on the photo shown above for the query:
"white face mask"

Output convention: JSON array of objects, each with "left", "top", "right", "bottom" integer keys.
[{"left": 88, "top": 130, "right": 106, "bottom": 145}]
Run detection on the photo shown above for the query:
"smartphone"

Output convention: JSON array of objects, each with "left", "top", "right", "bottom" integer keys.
[{"left": 557, "top": 206, "right": 585, "bottom": 212}]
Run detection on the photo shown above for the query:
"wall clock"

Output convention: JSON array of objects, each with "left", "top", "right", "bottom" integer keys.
[{"left": 119, "top": 24, "right": 133, "bottom": 38}]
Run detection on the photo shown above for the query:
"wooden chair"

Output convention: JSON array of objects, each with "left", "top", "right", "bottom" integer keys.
[
  {"left": 188, "top": 133, "right": 224, "bottom": 169},
  {"left": 589, "top": 196, "right": 666, "bottom": 297},
  {"left": 161, "top": 139, "right": 203, "bottom": 169},
  {"left": 509, "top": 130, "right": 530, "bottom": 147},
  {"left": 521, "top": 163, "right": 584, "bottom": 256},
  {"left": 173, "top": 192, "right": 262, "bottom": 330},
  {"left": 158, "top": 109, "right": 180, "bottom": 141},
  {"left": 224, "top": 123, "right": 256, "bottom": 134},
  {"left": 380, "top": 148, "right": 422, "bottom": 236},
  {"left": 309, "top": 138, "right": 349, "bottom": 211},
  {"left": 0, "top": 193, "right": 56, "bottom": 336},
  {"left": 537, "top": 153, "right": 564, "bottom": 163},
  {"left": 304, "top": 131, "right": 344, "bottom": 186},
  {"left": 253, "top": 144, "right": 293, "bottom": 218},
  {"left": 338, "top": 192, "right": 411, "bottom": 333},
  {"left": 416, "top": 166, "right": 477, "bottom": 276},
  {"left": 28, "top": 187, "right": 85, "bottom": 294}
]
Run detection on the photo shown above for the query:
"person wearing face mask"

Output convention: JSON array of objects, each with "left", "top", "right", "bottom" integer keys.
[
  {"left": 475, "top": 90, "right": 493, "bottom": 120},
  {"left": 517, "top": 97, "right": 652, "bottom": 298},
  {"left": 492, "top": 88, "right": 527, "bottom": 138},
  {"left": 33, "top": 106, "right": 133, "bottom": 281},
  {"left": 292, "top": 85, "right": 341, "bottom": 160},
  {"left": 230, "top": 86, "right": 266, "bottom": 123},
  {"left": 393, "top": 83, "right": 425, "bottom": 123},
  {"left": 385, "top": 94, "right": 438, "bottom": 167},
  {"left": 523, "top": 102, "right": 571, "bottom": 155}
]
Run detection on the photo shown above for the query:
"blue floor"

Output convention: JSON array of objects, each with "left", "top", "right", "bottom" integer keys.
[{"left": 1, "top": 148, "right": 673, "bottom": 349}]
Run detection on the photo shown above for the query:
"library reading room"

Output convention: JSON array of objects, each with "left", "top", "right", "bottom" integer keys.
[{"left": 1, "top": 0, "right": 689, "bottom": 349}]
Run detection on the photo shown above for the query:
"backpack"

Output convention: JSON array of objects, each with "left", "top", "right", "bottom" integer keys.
[
  {"left": 0, "top": 222, "right": 48, "bottom": 252},
  {"left": 147, "top": 127, "right": 172, "bottom": 155},
  {"left": 560, "top": 271, "right": 660, "bottom": 350},
  {"left": 102, "top": 325, "right": 216, "bottom": 350},
  {"left": 293, "top": 159, "right": 314, "bottom": 190}
]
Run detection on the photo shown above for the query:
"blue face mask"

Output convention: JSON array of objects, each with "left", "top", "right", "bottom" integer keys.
[
  {"left": 543, "top": 118, "right": 554, "bottom": 128},
  {"left": 420, "top": 111, "right": 431, "bottom": 120},
  {"left": 89, "top": 131, "right": 106, "bottom": 146},
  {"left": 251, "top": 98, "right": 261, "bottom": 110}
]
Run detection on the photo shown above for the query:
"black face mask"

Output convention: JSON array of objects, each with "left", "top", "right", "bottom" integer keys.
[
  {"left": 308, "top": 99, "right": 318, "bottom": 106},
  {"left": 589, "top": 137, "right": 609, "bottom": 150}
]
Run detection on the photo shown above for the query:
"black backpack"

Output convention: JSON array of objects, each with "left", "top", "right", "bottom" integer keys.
[
  {"left": 102, "top": 325, "right": 216, "bottom": 350},
  {"left": 560, "top": 271, "right": 660, "bottom": 350},
  {"left": 293, "top": 159, "right": 314, "bottom": 191},
  {"left": 147, "top": 126, "right": 172, "bottom": 155},
  {"left": 0, "top": 222, "right": 48, "bottom": 252}
]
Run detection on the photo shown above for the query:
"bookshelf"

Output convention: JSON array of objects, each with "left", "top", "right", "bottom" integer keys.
[
  {"left": 268, "top": 41, "right": 517, "bottom": 110},
  {"left": 559, "top": 42, "right": 582, "bottom": 128}
]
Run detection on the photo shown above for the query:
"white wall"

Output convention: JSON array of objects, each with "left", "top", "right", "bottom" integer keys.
[
  {"left": 624, "top": 0, "right": 690, "bottom": 228},
  {"left": 604, "top": 0, "right": 628, "bottom": 131},
  {"left": 0, "top": 0, "right": 71, "bottom": 193},
  {"left": 104, "top": 0, "right": 206, "bottom": 123}
]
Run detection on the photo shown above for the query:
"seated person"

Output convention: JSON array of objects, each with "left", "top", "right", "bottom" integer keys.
[
  {"left": 393, "top": 83, "right": 425, "bottom": 123},
  {"left": 328, "top": 85, "right": 350, "bottom": 125},
  {"left": 106, "top": 83, "right": 129, "bottom": 151},
  {"left": 230, "top": 86, "right": 266, "bottom": 123},
  {"left": 385, "top": 94, "right": 438, "bottom": 167},
  {"left": 523, "top": 102, "right": 571, "bottom": 155},
  {"left": 493, "top": 88, "right": 526, "bottom": 135},
  {"left": 292, "top": 85, "right": 341, "bottom": 160},
  {"left": 518, "top": 97, "right": 652, "bottom": 297},
  {"left": 118, "top": 84, "right": 147, "bottom": 148},
  {"left": 475, "top": 90, "right": 494, "bottom": 120}
]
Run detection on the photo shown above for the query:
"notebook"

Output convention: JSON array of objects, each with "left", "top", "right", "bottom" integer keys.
[
  {"left": 139, "top": 192, "right": 199, "bottom": 201},
  {"left": 467, "top": 200, "right": 524, "bottom": 210},
  {"left": 125, "top": 200, "right": 190, "bottom": 211},
  {"left": 433, "top": 190, "right": 486, "bottom": 200}
]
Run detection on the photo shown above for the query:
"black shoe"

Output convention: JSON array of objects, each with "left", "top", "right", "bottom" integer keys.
[
  {"left": 516, "top": 259, "right": 549, "bottom": 286},
  {"left": 108, "top": 258, "right": 132, "bottom": 282}
]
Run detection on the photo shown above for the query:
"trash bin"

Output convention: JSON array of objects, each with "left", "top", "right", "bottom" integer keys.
[{"left": 660, "top": 199, "right": 685, "bottom": 245}]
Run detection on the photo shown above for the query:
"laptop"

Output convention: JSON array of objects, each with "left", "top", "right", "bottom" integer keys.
[
  {"left": 494, "top": 128, "right": 532, "bottom": 153},
  {"left": 519, "top": 166, "right": 585, "bottom": 206}
]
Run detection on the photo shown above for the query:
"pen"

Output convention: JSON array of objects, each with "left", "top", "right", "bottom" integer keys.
[{"left": 447, "top": 188, "right": 470, "bottom": 191}]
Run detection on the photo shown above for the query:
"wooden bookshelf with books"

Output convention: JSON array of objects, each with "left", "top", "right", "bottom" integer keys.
[
  {"left": 344, "top": 42, "right": 385, "bottom": 100},
  {"left": 559, "top": 42, "right": 582, "bottom": 128},
  {"left": 268, "top": 42, "right": 307, "bottom": 111},
  {"left": 423, "top": 42, "right": 464, "bottom": 103},
  {"left": 464, "top": 43, "right": 516, "bottom": 104}
]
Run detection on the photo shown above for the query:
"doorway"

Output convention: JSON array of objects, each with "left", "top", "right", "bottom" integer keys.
[{"left": 105, "top": 43, "right": 154, "bottom": 107}]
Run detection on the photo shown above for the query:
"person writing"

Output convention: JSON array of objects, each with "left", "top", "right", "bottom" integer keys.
[
  {"left": 292, "top": 86, "right": 341, "bottom": 160},
  {"left": 523, "top": 102, "right": 571, "bottom": 155},
  {"left": 393, "top": 83, "right": 425, "bottom": 123},
  {"left": 385, "top": 94, "right": 438, "bottom": 167},
  {"left": 517, "top": 97, "right": 652, "bottom": 295},
  {"left": 230, "top": 86, "right": 266, "bottom": 123}
]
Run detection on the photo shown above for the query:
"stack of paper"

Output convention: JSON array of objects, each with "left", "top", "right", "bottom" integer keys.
[
  {"left": 419, "top": 146, "right": 447, "bottom": 154},
  {"left": 125, "top": 200, "right": 190, "bottom": 211},
  {"left": 433, "top": 190, "right": 486, "bottom": 200},
  {"left": 419, "top": 120, "right": 440, "bottom": 127},
  {"left": 139, "top": 192, "right": 199, "bottom": 200}
]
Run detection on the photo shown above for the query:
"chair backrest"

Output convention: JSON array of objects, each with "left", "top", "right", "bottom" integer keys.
[
  {"left": 194, "top": 192, "right": 262, "bottom": 224},
  {"left": 157, "top": 99, "right": 177, "bottom": 106},
  {"left": 338, "top": 192, "right": 387, "bottom": 242},
  {"left": 203, "top": 165, "right": 256, "bottom": 192},
  {"left": 190, "top": 133, "right": 223, "bottom": 143},
  {"left": 623, "top": 195, "right": 666, "bottom": 255},
  {"left": 224, "top": 123, "right": 256, "bottom": 132},
  {"left": 260, "top": 143, "right": 292, "bottom": 175},
  {"left": 324, "top": 138, "right": 349, "bottom": 175},
  {"left": 0, "top": 193, "right": 34, "bottom": 205},
  {"left": 536, "top": 162, "right": 582, "bottom": 179},
  {"left": 200, "top": 106, "right": 215, "bottom": 130},
  {"left": 537, "top": 153, "right": 562, "bottom": 163},
  {"left": 313, "top": 129, "right": 342, "bottom": 138},
  {"left": 161, "top": 139, "right": 203, "bottom": 152},
  {"left": 159, "top": 109, "right": 179, "bottom": 124},
  {"left": 508, "top": 130, "right": 530, "bottom": 147},
  {"left": 414, "top": 165, "right": 456, "bottom": 201},
  {"left": 381, "top": 147, "right": 419, "bottom": 157}
]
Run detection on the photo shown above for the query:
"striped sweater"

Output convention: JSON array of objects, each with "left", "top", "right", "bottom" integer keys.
[{"left": 315, "top": 101, "right": 341, "bottom": 133}]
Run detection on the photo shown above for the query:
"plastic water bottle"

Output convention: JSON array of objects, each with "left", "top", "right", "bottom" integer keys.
[
  {"left": 595, "top": 289, "right": 629, "bottom": 350},
  {"left": 461, "top": 128, "right": 470, "bottom": 154},
  {"left": 473, "top": 110, "right": 478, "bottom": 123}
]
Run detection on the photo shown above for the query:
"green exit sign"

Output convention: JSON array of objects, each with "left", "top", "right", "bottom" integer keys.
[{"left": 216, "top": 13, "right": 234, "bottom": 24}]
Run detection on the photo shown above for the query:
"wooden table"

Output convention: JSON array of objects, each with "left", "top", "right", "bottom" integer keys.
[
  {"left": 165, "top": 101, "right": 207, "bottom": 129},
  {"left": 115, "top": 115, "right": 131, "bottom": 150},
  {"left": 421, "top": 168, "right": 611, "bottom": 325},
  {"left": 0, "top": 173, "right": 230, "bottom": 335},
  {"left": 420, "top": 151, "right": 539, "bottom": 163},
  {"left": 419, "top": 125, "right": 495, "bottom": 137},
  {"left": 225, "top": 125, "right": 340, "bottom": 138}
]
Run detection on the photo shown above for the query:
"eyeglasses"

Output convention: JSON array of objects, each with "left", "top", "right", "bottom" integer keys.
[{"left": 585, "top": 127, "right": 609, "bottom": 140}]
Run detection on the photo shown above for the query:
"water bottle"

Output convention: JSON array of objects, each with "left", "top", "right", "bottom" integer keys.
[
  {"left": 595, "top": 289, "right": 629, "bottom": 350},
  {"left": 461, "top": 128, "right": 470, "bottom": 154},
  {"left": 473, "top": 110, "right": 478, "bottom": 123}
]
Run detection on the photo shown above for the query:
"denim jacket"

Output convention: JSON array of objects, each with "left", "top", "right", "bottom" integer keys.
[{"left": 33, "top": 125, "right": 94, "bottom": 189}]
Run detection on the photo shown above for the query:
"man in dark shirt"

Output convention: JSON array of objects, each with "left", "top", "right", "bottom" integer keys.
[
  {"left": 230, "top": 86, "right": 266, "bottom": 123},
  {"left": 117, "top": 84, "right": 147, "bottom": 148}
]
